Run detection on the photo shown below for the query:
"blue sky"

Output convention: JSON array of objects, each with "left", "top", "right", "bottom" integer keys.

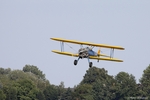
[{"left": 0, "top": 0, "right": 150, "bottom": 87}]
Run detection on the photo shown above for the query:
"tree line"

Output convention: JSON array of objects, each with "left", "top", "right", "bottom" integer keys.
[{"left": 0, "top": 64, "right": 150, "bottom": 100}]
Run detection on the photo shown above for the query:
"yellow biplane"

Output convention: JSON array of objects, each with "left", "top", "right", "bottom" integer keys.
[{"left": 51, "top": 38, "right": 125, "bottom": 67}]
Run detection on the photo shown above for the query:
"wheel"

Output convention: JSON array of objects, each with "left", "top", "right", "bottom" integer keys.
[
  {"left": 74, "top": 60, "right": 78, "bottom": 65},
  {"left": 89, "top": 62, "right": 93, "bottom": 67}
]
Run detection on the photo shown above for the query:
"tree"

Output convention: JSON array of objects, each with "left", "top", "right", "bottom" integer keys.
[
  {"left": 74, "top": 84, "right": 93, "bottom": 100},
  {"left": 92, "top": 79, "right": 117, "bottom": 100},
  {"left": 8, "top": 70, "right": 28, "bottom": 80},
  {"left": 9, "top": 87, "right": 17, "bottom": 100},
  {"left": 23, "top": 65, "right": 45, "bottom": 80},
  {"left": 2, "top": 82, "right": 18, "bottom": 100},
  {"left": 78, "top": 67, "right": 117, "bottom": 100},
  {"left": 14, "top": 79, "right": 38, "bottom": 100},
  {"left": 2, "top": 64, "right": 150, "bottom": 99},
  {"left": 139, "top": 64, "right": 150, "bottom": 98},
  {"left": 0, "top": 90, "right": 6, "bottom": 100},
  {"left": 114, "top": 72, "right": 137, "bottom": 100},
  {"left": 57, "top": 81, "right": 66, "bottom": 99},
  {"left": 60, "top": 87, "right": 73, "bottom": 100},
  {"left": 36, "top": 90, "right": 46, "bottom": 100},
  {"left": 43, "top": 85, "right": 58, "bottom": 100},
  {"left": 0, "top": 68, "right": 11, "bottom": 75},
  {"left": 81, "top": 67, "right": 109, "bottom": 85},
  {"left": 36, "top": 79, "right": 50, "bottom": 91},
  {"left": 0, "top": 81, "right": 3, "bottom": 89}
]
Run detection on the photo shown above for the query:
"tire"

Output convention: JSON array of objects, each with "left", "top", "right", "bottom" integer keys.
[
  {"left": 89, "top": 62, "right": 93, "bottom": 67},
  {"left": 74, "top": 60, "right": 78, "bottom": 65}
]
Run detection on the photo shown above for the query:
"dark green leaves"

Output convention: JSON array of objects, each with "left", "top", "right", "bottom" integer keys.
[{"left": 0, "top": 64, "right": 150, "bottom": 100}]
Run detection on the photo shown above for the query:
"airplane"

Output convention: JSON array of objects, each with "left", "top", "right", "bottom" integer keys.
[{"left": 51, "top": 37, "right": 125, "bottom": 67}]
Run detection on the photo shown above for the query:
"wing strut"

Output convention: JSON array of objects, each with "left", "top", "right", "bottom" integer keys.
[
  {"left": 60, "top": 42, "right": 64, "bottom": 52},
  {"left": 110, "top": 48, "right": 114, "bottom": 58}
]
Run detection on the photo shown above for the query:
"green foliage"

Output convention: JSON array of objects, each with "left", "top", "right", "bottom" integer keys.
[
  {"left": 114, "top": 72, "right": 137, "bottom": 99},
  {"left": 74, "top": 84, "right": 93, "bottom": 100},
  {"left": 9, "top": 87, "right": 17, "bottom": 100},
  {"left": 140, "top": 64, "right": 150, "bottom": 98},
  {"left": 23, "top": 65, "right": 45, "bottom": 80},
  {"left": 0, "top": 64, "right": 150, "bottom": 100},
  {"left": 88, "top": 67, "right": 116, "bottom": 100},
  {"left": 36, "top": 90, "right": 45, "bottom": 100},
  {"left": 8, "top": 70, "right": 28, "bottom": 80},
  {"left": 60, "top": 87, "right": 73, "bottom": 100},
  {"left": 75, "top": 67, "right": 117, "bottom": 100},
  {"left": 3, "top": 84, "right": 17, "bottom": 100},
  {"left": 14, "top": 79, "right": 38, "bottom": 100},
  {"left": 43, "top": 85, "right": 58, "bottom": 100},
  {"left": 0, "top": 90, "right": 6, "bottom": 100},
  {"left": 0, "top": 68, "right": 11, "bottom": 75},
  {"left": 81, "top": 67, "right": 109, "bottom": 85},
  {"left": 57, "top": 81, "right": 66, "bottom": 99},
  {"left": 0, "top": 66, "right": 49, "bottom": 100},
  {"left": 0, "top": 81, "right": 3, "bottom": 89}
]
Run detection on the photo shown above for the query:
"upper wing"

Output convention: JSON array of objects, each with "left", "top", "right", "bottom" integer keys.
[
  {"left": 51, "top": 37, "right": 124, "bottom": 50},
  {"left": 52, "top": 50, "right": 123, "bottom": 62}
]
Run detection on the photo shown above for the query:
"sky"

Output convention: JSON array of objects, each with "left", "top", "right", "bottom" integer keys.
[{"left": 0, "top": 0, "right": 150, "bottom": 87}]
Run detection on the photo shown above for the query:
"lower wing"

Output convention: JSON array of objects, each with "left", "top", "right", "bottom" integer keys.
[
  {"left": 89, "top": 56, "right": 123, "bottom": 62},
  {"left": 52, "top": 50, "right": 123, "bottom": 62},
  {"left": 52, "top": 50, "right": 78, "bottom": 57}
]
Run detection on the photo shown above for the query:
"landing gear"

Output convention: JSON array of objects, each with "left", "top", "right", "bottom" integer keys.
[
  {"left": 74, "top": 57, "right": 93, "bottom": 67},
  {"left": 74, "top": 60, "right": 78, "bottom": 65},
  {"left": 89, "top": 62, "right": 93, "bottom": 67}
]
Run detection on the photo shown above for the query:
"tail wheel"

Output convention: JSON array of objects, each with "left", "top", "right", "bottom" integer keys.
[
  {"left": 89, "top": 62, "right": 93, "bottom": 67},
  {"left": 74, "top": 60, "right": 78, "bottom": 65}
]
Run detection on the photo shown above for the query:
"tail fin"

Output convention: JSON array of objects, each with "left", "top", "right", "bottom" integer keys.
[
  {"left": 97, "top": 48, "right": 100, "bottom": 56},
  {"left": 97, "top": 48, "right": 100, "bottom": 62}
]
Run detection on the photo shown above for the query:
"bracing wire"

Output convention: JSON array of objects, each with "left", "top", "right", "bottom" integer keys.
[
  {"left": 99, "top": 48, "right": 107, "bottom": 54},
  {"left": 65, "top": 43, "right": 77, "bottom": 52}
]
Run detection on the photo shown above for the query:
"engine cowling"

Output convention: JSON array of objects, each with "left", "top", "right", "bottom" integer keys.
[{"left": 78, "top": 48, "right": 89, "bottom": 58}]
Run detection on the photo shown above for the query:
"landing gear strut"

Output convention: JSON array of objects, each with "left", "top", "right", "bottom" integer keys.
[{"left": 74, "top": 57, "right": 93, "bottom": 68}]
